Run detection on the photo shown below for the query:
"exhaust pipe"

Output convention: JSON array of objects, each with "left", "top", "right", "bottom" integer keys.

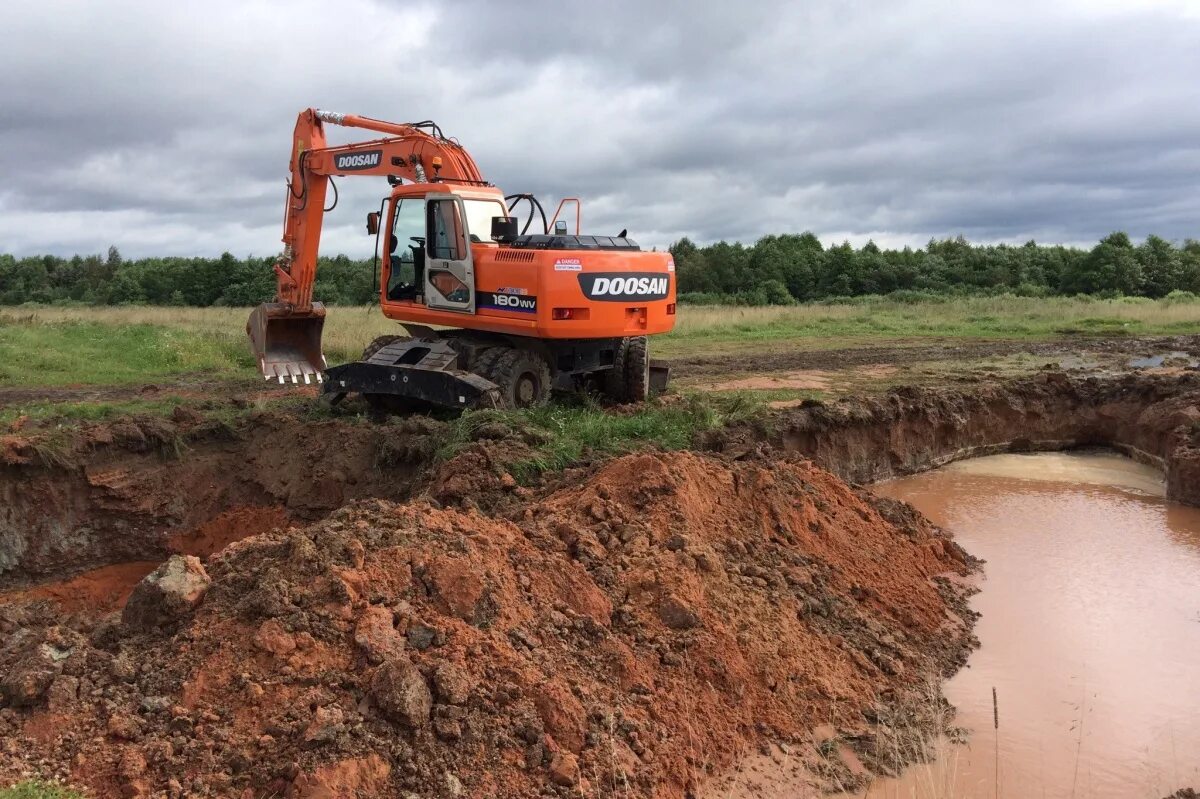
[{"left": 247, "top": 302, "right": 328, "bottom": 384}]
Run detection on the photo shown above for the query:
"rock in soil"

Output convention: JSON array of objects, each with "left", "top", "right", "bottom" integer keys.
[{"left": 121, "top": 555, "right": 210, "bottom": 630}]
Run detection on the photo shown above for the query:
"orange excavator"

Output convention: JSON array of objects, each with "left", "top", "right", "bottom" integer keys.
[{"left": 247, "top": 108, "right": 675, "bottom": 410}]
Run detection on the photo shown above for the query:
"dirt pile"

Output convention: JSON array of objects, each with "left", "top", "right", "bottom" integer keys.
[{"left": 0, "top": 450, "right": 976, "bottom": 798}]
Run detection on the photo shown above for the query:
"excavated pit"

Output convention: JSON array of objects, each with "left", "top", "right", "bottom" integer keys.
[
  {"left": 0, "top": 370, "right": 1197, "bottom": 797},
  {"left": 3, "top": 371, "right": 1197, "bottom": 593},
  {"left": 708, "top": 370, "right": 1200, "bottom": 506},
  {"left": 0, "top": 413, "right": 444, "bottom": 589}
]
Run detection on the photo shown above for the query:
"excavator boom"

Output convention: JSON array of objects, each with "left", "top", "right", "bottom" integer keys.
[{"left": 248, "top": 108, "right": 486, "bottom": 382}]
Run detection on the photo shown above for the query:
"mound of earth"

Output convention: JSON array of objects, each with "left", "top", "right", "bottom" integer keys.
[{"left": 0, "top": 450, "right": 977, "bottom": 798}]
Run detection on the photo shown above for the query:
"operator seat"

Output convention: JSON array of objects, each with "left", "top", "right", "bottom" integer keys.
[{"left": 386, "top": 243, "right": 419, "bottom": 301}]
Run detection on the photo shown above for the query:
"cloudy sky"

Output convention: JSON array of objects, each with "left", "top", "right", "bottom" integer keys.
[{"left": 2, "top": 0, "right": 1198, "bottom": 258}]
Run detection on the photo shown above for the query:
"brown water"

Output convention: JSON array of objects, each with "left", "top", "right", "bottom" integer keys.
[{"left": 862, "top": 451, "right": 1200, "bottom": 798}]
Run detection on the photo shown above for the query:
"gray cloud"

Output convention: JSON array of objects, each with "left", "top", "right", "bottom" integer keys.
[{"left": 1, "top": 0, "right": 1198, "bottom": 258}]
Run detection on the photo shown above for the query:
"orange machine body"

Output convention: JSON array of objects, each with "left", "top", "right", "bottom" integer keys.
[{"left": 377, "top": 183, "right": 676, "bottom": 340}]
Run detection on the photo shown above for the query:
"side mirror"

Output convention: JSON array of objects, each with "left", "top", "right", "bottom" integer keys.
[
  {"left": 366, "top": 212, "right": 380, "bottom": 235},
  {"left": 554, "top": 220, "right": 569, "bottom": 235},
  {"left": 491, "top": 216, "right": 519, "bottom": 243}
]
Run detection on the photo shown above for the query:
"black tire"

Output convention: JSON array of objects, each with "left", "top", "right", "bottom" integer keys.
[
  {"left": 623, "top": 336, "right": 650, "bottom": 404},
  {"left": 602, "top": 338, "right": 629, "bottom": 403},
  {"left": 469, "top": 346, "right": 506, "bottom": 375},
  {"left": 480, "top": 348, "right": 552, "bottom": 409},
  {"left": 361, "top": 334, "right": 408, "bottom": 361}
]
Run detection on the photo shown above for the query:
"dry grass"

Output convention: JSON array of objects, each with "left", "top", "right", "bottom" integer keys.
[
  {"left": 2, "top": 295, "right": 1197, "bottom": 387},
  {"left": 0, "top": 305, "right": 399, "bottom": 366},
  {"left": 673, "top": 296, "right": 1200, "bottom": 333},
  {"left": 668, "top": 296, "right": 1200, "bottom": 340}
]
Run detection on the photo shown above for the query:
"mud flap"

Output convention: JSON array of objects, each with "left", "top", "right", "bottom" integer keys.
[
  {"left": 247, "top": 302, "right": 328, "bottom": 384},
  {"left": 649, "top": 359, "right": 671, "bottom": 395},
  {"left": 322, "top": 362, "right": 500, "bottom": 409}
]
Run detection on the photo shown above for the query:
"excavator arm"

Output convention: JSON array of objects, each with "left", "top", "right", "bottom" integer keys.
[{"left": 248, "top": 108, "right": 488, "bottom": 383}]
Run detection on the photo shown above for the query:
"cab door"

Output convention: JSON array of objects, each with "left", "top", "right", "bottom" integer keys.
[{"left": 423, "top": 194, "right": 476, "bottom": 313}]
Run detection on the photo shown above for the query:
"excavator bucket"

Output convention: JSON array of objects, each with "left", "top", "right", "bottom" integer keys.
[{"left": 246, "top": 302, "right": 328, "bottom": 384}]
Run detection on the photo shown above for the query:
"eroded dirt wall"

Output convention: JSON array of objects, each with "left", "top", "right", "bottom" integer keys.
[
  {"left": 0, "top": 414, "right": 436, "bottom": 584},
  {"left": 708, "top": 371, "right": 1200, "bottom": 504}
]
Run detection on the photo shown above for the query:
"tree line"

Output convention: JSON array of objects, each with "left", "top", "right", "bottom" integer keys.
[
  {"left": 672, "top": 232, "right": 1200, "bottom": 304},
  {"left": 2, "top": 233, "right": 1199, "bottom": 307},
  {"left": 0, "top": 247, "right": 375, "bottom": 307}
]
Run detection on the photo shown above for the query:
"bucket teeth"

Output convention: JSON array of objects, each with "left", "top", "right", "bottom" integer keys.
[
  {"left": 247, "top": 302, "right": 327, "bottom": 387},
  {"left": 263, "top": 360, "right": 323, "bottom": 386}
]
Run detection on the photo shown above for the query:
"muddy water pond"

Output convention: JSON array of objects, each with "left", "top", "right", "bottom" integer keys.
[{"left": 864, "top": 451, "right": 1200, "bottom": 798}]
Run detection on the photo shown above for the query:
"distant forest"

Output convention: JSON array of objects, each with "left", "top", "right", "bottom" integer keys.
[{"left": 2, "top": 232, "right": 1199, "bottom": 307}]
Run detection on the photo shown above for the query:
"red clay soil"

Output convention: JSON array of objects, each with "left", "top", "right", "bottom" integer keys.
[
  {"left": 0, "top": 507, "right": 289, "bottom": 620},
  {"left": 0, "top": 562, "right": 161, "bottom": 615},
  {"left": 168, "top": 506, "right": 291, "bottom": 559},
  {"left": 0, "top": 450, "right": 977, "bottom": 798}
]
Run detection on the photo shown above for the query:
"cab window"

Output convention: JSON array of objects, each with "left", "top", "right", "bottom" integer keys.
[
  {"left": 387, "top": 198, "right": 424, "bottom": 300},
  {"left": 463, "top": 198, "right": 509, "bottom": 243},
  {"left": 427, "top": 199, "right": 466, "bottom": 261}
]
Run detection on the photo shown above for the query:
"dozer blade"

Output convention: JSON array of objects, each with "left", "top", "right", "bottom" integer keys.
[
  {"left": 322, "top": 336, "right": 501, "bottom": 411},
  {"left": 246, "top": 302, "right": 328, "bottom": 384}
]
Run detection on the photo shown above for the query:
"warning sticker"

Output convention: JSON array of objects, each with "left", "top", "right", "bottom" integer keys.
[
  {"left": 554, "top": 258, "right": 583, "bottom": 272},
  {"left": 666, "top": 257, "right": 676, "bottom": 272}
]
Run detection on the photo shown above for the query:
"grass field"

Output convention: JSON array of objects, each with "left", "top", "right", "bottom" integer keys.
[
  {"left": 3, "top": 296, "right": 1198, "bottom": 388},
  {"left": 655, "top": 295, "right": 1200, "bottom": 356}
]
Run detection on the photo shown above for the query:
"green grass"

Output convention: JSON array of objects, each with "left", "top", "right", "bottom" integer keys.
[
  {"left": 0, "top": 394, "right": 321, "bottom": 450},
  {"left": 655, "top": 295, "right": 1200, "bottom": 357},
  {"left": 3, "top": 296, "right": 1199, "bottom": 388},
  {"left": 0, "top": 319, "right": 249, "bottom": 387},
  {"left": 0, "top": 782, "right": 86, "bottom": 799},
  {"left": 0, "top": 398, "right": 193, "bottom": 425},
  {"left": 433, "top": 394, "right": 762, "bottom": 481}
]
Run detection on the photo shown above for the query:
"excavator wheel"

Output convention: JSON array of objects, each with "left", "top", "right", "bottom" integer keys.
[
  {"left": 602, "top": 337, "right": 649, "bottom": 403},
  {"left": 602, "top": 338, "right": 629, "bottom": 403},
  {"left": 622, "top": 336, "right": 650, "bottom": 403},
  {"left": 480, "top": 348, "right": 551, "bottom": 409},
  {"left": 361, "top": 335, "right": 408, "bottom": 360},
  {"left": 468, "top": 346, "right": 507, "bottom": 376}
]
